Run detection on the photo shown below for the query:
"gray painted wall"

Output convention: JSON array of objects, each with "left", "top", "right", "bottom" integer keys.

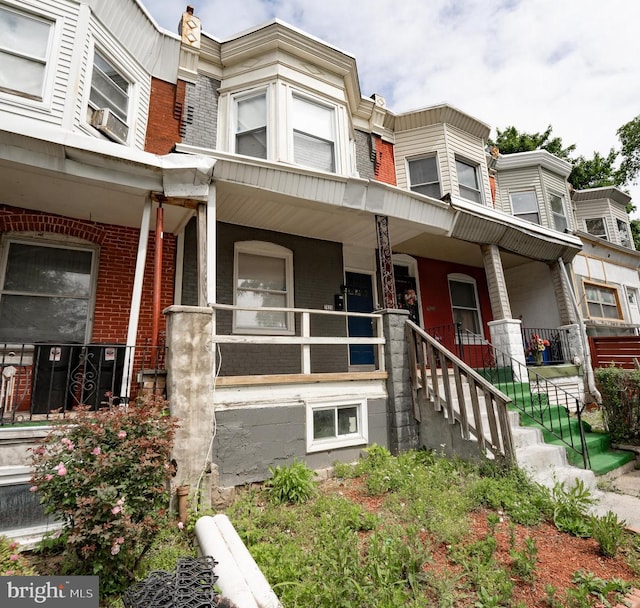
[
  {"left": 212, "top": 398, "right": 388, "bottom": 487},
  {"left": 182, "top": 75, "right": 220, "bottom": 149},
  {"left": 216, "top": 222, "right": 348, "bottom": 376},
  {"left": 355, "top": 129, "right": 375, "bottom": 180}
]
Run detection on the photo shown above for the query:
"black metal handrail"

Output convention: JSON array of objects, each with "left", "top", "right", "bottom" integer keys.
[
  {"left": 521, "top": 327, "right": 571, "bottom": 366},
  {"left": 456, "top": 328, "right": 590, "bottom": 469}
]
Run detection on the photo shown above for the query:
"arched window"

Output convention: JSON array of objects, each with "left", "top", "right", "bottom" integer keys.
[{"left": 233, "top": 241, "right": 294, "bottom": 334}]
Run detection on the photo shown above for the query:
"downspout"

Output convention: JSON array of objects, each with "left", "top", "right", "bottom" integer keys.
[
  {"left": 152, "top": 201, "right": 164, "bottom": 348},
  {"left": 558, "top": 258, "right": 601, "bottom": 404},
  {"left": 120, "top": 197, "right": 152, "bottom": 400}
]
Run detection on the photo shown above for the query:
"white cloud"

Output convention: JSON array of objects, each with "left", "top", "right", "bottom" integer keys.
[{"left": 142, "top": 0, "right": 640, "bottom": 213}]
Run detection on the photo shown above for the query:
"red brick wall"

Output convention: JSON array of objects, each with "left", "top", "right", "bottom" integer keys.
[
  {"left": 374, "top": 136, "right": 397, "bottom": 186},
  {"left": 144, "top": 78, "right": 186, "bottom": 155},
  {"left": 0, "top": 206, "right": 175, "bottom": 345}
]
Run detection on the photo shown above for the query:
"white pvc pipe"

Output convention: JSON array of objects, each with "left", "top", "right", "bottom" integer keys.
[{"left": 194, "top": 515, "right": 283, "bottom": 608}]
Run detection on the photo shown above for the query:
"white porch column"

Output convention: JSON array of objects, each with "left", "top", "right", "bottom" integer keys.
[
  {"left": 487, "top": 319, "right": 527, "bottom": 378},
  {"left": 120, "top": 197, "right": 152, "bottom": 399}
]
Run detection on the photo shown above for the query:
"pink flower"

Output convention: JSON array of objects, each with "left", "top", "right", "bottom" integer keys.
[
  {"left": 111, "top": 506, "right": 122, "bottom": 515},
  {"left": 117, "top": 431, "right": 127, "bottom": 439},
  {"left": 91, "top": 447, "right": 101, "bottom": 456},
  {"left": 61, "top": 438, "right": 75, "bottom": 451},
  {"left": 45, "top": 474, "right": 53, "bottom": 481},
  {"left": 177, "top": 522, "right": 184, "bottom": 530},
  {"left": 29, "top": 485, "right": 38, "bottom": 492},
  {"left": 116, "top": 537, "right": 124, "bottom": 544},
  {"left": 9, "top": 554, "right": 18, "bottom": 562},
  {"left": 110, "top": 544, "right": 121, "bottom": 555},
  {"left": 5, "top": 570, "right": 14, "bottom": 576},
  {"left": 9, "top": 542, "right": 18, "bottom": 550},
  {"left": 54, "top": 462, "right": 67, "bottom": 476}
]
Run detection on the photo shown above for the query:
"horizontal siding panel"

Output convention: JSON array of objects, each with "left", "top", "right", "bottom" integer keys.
[
  {"left": 394, "top": 124, "right": 447, "bottom": 192},
  {"left": 445, "top": 125, "right": 491, "bottom": 206}
]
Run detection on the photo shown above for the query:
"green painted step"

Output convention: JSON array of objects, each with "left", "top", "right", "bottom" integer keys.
[{"left": 495, "top": 382, "right": 635, "bottom": 476}]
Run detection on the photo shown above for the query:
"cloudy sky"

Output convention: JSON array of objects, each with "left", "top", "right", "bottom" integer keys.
[{"left": 141, "top": 0, "right": 640, "bottom": 213}]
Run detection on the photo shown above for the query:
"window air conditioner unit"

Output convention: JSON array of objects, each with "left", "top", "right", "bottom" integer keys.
[{"left": 91, "top": 108, "right": 129, "bottom": 144}]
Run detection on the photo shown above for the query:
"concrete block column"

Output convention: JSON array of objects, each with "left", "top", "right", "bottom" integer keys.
[
  {"left": 164, "top": 305, "right": 215, "bottom": 507},
  {"left": 487, "top": 318, "right": 527, "bottom": 381},
  {"left": 380, "top": 309, "right": 419, "bottom": 454},
  {"left": 560, "top": 323, "right": 585, "bottom": 366}
]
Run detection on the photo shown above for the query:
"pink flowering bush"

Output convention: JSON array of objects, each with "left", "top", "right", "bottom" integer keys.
[
  {"left": 0, "top": 535, "right": 34, "bottom": 576},
  {"left": 30, "top": 394, "right": 179, "bottom": 595}
]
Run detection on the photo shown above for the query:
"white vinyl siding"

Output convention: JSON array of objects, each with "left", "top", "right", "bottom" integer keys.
[
  {"left": 495, "top": 167, "right": 544, "bottom": 218},
  {"left": 395, "top": 124, "right": 449, "bottom": 193}
]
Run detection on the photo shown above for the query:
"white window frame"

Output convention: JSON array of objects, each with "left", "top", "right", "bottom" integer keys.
[
  {"left": 289, "top": 91, "right": 337, "bottom": 173},
  {"left": 232, "top": 88, "right": 268, "bottom": 159},
  {"left": 407, "top": 155, "right": 441, "bottom": 199},
  {"left": 448, "top": 273, "right": 484, "bottom": 340},
  {"left": 549, "top": 191, "right": 568, "bottom": 233},
  {"left": 455, "top": 157, "right": 483, "bottom": 204},
  {"left": 233, "top": 241, "right": 294, "bottom": 335},
  {"left": 305, "top": 398, "right": 368, "bottom": 453},
  {"left": 585, "top": 217, "right": 608, "bottom": 240},
  {"left": 86, "top": 45, "right": 133, "bottom": 143},
  {"left": 510, "top": 190, "right": 540, "bottom": 224},
  {"left": 0, "top": 235, "right": 98, "bottom": 345},
  {"left": 583, "top": 281, "right": 622, "bottom": 321},
  {"left": 616, "top": 218, "right": 632, "bottom": 248},
  {"left": 0, "top": 4, "right": 55, "bottom": 102}
]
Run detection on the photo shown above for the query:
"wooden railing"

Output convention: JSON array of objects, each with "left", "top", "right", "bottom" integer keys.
[
  {"left": 210, "top": 303, "right": 386, "bottom": 375},
  {"left": 406, "top": 320, "right": 515, "bottom": 463}
]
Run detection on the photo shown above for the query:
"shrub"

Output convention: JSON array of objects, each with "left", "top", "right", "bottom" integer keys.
[
  {"left": 30, "top": 394, "right": 179, "bottom": 596},
  {"left": 267, "top": 459, "right": 316, "bottom": 504},
  {"left": 0, "top": 535, "right": 35, "bottom": 575},
  {"left": 594, "top": 366, "right": 640, "bottom": 444}
]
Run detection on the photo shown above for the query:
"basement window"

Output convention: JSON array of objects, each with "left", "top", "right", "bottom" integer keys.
[{"left": 306, "top": 399, "right": 368, "bottom": 453}]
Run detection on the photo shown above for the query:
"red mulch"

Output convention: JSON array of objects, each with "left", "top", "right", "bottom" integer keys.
[{"left": 320, "top": 477, "right": 640, "bottom": 607}]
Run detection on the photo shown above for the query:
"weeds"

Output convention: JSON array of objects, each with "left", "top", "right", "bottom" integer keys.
[
  {"left": 590, "top": 511, "right": 627, "bottom": 558},
  {"left": 552, "top": 479, "right": 594, "bottom": 537},
  {"left": 267, "top": 459, "right": 317, "bottom": 504}
]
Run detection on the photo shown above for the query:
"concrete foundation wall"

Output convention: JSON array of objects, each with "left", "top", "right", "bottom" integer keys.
[{"left": 211, "top": 397, "right": 388, "bottom": 487}]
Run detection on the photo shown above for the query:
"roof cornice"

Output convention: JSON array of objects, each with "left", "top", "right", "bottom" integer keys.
[
  {"left": 495, "top": 150, "right": 572, "bottom": 177},
  {"left": 572, "top": 187, "right": 632, "bottom": 206}
]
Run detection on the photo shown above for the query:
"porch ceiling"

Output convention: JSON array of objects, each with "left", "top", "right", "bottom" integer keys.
[{"left": 0, "top": 130, "right": 195, "bottom": 233}]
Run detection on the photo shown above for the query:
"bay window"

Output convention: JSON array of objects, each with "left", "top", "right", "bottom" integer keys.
[
  {"left": 455, "top": 159, "right": 482, "bottom": 203},
  {"left": 235, "top": 91, "right": 267, "bottom": 159},
  {"left": 511, "top": 191, "right": 540, "bottom": 224},
  {"left": 292, "top": 94, "right": 336, "bottom": 172},
  {"left": 408, "top": 156, "right": 441, "bottom": 198}
]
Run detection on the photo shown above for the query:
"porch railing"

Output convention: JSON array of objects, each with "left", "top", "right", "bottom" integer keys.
[
  {"left": 406, "top": 320, "right": 515, "bottom": 463},
  {"left": 0, "top": 341, "right": 166, "bottom": 425},
  {"left": 210, "top": 304, "right": 385, "bottom": 376},
  {"left": 453, "top": 327, "right": 590, "bottom": 469},
  {"left": 521, "top": 327, "right": 571, "bottom": 365}
]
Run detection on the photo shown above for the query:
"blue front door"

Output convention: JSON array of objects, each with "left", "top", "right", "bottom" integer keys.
[{"left": 346, "top": 272, "right": 375, "bottom": 366}]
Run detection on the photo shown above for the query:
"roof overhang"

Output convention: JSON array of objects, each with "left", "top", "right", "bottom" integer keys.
[
  {"left": 495, "top": 150, "right": 573, "bottom": 178},
  {"left": 572, "top": 187, "right": 632, "bottom": 207}
]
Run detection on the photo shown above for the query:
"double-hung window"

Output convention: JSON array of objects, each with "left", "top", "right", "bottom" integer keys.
[
  {"left": 88, "top": 51, "right": 130, "bottom": 143},
  {"left": 235, "top": 92, "right": 267, "bottom": 159},
  {"left": 584, "top": 283, "right": 621, "bottom": 320},
  {"left": 306, "top": 399, "right": 368, "bottom": 452},
  {"left": 510, "top": 191, "right": 540, "bottom": 224},
  {"left": 616, "top": 218, "right": 632, "bottom": 248},
  {"left": 448, "top": 275, "right": 482, "bottom": 336},
  {"left": 585, "top": 218, "right": 607, "bottom": 239},
  {"left": 233, "top": 242, "right": 294, "bottom": 334},
  {"left": 549, "top": 193, "right": 568, "bottom": 232},
  {"left": 0, "top": 240, "right": 95, "bottom": 343},
  {"left": 0, "top": 5, "right": 53, "bottom": 100},
  {"left": 408, "top": 156, "right": 441, "bottom": 198},
  {"left": 292, "top": 95, "right": 336, "bottom": 172},
  {"left": 455, "top": 159, "right": 482, "bottom": 203}
]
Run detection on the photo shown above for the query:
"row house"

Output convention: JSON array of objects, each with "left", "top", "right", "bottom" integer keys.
[{"left": 2, "top": 1, "right": 630, "bottom": 512}]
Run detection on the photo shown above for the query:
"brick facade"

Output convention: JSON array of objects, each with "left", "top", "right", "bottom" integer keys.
[
  {"left": 145, "top": 78, "right": 186, "bottom": 155},
  {"left": 373, "top": 135, "right": 397, "bottom": 185},
  {"left": 0, "top": 205, "right": 176, "bottom": 346}
]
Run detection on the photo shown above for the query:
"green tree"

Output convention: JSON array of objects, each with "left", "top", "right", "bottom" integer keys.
[
  {"left": 617, "top": 115, "right": 640, "bottom": 186},
  {"left": 568, "top": 149, "right": 619, "bottom": 190},
  {"left": 490, "top": 124, "right": 575, "bottom": 160}
]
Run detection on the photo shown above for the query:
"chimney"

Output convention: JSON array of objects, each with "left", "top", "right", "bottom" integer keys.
[{"left": 178, "top": 5, "right": 201, "bottom": 48}]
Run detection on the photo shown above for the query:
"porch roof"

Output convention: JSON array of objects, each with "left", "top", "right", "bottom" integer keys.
[{"left": 175, "top": 146, "right": 583, "bottom": 266}]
